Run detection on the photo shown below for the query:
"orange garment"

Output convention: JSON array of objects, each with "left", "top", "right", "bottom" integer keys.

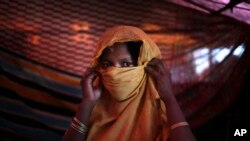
[{"left": 87, "top": 25, "right": 169, "bottom": 141}]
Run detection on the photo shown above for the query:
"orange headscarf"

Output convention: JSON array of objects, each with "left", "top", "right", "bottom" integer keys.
[{"left": 87, "top": 25, "right": 169, "bottom": 141}]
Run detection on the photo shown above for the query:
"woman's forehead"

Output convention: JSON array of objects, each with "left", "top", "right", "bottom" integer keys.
[
  {"left": 106, "top": 45, "right": 129, "bottom": 56},
  {"left": 102, "top": 42, "right": 127, "bottom": 54}
]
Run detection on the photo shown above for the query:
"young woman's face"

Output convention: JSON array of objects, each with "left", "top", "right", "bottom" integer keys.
[{"left": 100, "top": 43, "right": 136, "bottom": 69}]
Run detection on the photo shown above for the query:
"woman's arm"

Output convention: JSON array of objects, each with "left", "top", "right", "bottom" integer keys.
[
  {"left": 145, "top": 58, "right": 196, "bottom": 141},
  {"left": 62, "top": 68, "right": 102, "bottom": 141}
]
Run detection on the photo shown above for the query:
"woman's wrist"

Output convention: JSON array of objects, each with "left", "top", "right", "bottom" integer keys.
[
  {"left": 156, "top": 81, "right": 175, "bottom": 102},
  {"left": 159, "top": 90, "right": 176, "bottom": 104},
  {"left": 74, "top": 100, "right": 96, "bottom": 126},
  {"left": 81, "top": 98, "right": 97, "bottom": 108},
  {"left": 160, "top": 92, "right": 187, "bottom": 125}
]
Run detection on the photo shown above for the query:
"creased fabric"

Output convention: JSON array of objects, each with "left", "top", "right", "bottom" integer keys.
[
  {"left": 86, "top": 25, "right": 169, "bottom": 141},
  {"left": 100, "top": 66, "right": 145, "bottom": 101}
]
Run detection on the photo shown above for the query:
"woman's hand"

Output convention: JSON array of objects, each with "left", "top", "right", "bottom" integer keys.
[
  {"left": 80, "top": 68, "right": 102, "bottom": 104},
  {"left": 145, "top": 58, "right": 174, "bottom": 102},
  {"left": 62, "top": 68, "right": 102, "bottom": 141},
  {"left": 145, "top": 58, "right": 196, "bottom": 141}
]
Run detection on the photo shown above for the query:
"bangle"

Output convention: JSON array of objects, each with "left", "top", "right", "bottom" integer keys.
[
  {"left": 73, "top": 117, "right": 88, "bottom": 129},
  {"left": 70, "top": 117, "right": 88, "bottom": 134},
  {"left": 170, "top": 121, "right": 189, "bottom": 130},
  {"left": 71, "top": 122, "right": 88, "bottom": 134}
]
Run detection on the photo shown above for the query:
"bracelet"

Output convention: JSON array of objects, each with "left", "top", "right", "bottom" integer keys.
[
  {"left": 170, "top": 121, "right": 189, "bottom": 130},
  {"left": 73, "top": 117, "right": 88, "bottom": 129},
  {"left": 71, "top": 122, "right": 87, "bottom": 134},
  {"left": 70, "top": 117, "right": 88, "bottom": 134}
]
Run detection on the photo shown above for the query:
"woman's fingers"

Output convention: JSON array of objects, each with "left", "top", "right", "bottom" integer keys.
[
  {"left": 159, "top": 59, "right": 168, "bottom": 72},
  {"left": 81, "top": 67, "right": 103, "bottom": 102},
  {"left": 145, "top": 65, "right": 159, "bottom": 78},
  {"left": 81, "top": 68, "right": 99, "bottom": 84},
  {"left": 146, "top": 58, "right": 168, "bottom": 76},
  {"left": 88, "top": 71, "right": 99, "bottom": 83}
]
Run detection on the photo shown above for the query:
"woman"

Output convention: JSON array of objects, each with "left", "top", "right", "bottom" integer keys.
[{"left": 62, "top": 25, "right": 196, "bottom": 141}]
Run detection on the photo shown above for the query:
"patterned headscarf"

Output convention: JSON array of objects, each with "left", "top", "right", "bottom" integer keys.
[{"left": 87, "top": 25, "right": 169, "bottom": 141}]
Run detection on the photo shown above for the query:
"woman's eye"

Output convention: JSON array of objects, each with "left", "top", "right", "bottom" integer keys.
[
  {"left": 122, "top": 62, "right": 133, "bottom": 67},
  {"left": 101, "top": 62, "right": 111, "bottom": 69}
]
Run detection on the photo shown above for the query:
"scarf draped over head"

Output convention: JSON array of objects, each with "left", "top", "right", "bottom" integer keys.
[{"left": 87, "top": 25, "right": 169, "bottom": 141}]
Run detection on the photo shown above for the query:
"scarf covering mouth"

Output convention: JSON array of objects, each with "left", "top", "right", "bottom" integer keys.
[
  {"left": 87, "top": 25, "right": 169, "bottom": 141},
  {"left": 100, "top": 66, "right": 146, "bottom": 101}
]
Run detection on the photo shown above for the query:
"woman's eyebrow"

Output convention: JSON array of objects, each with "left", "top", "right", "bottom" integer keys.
[
  {"left": 101, "top": 59, "right": 111, "bottom": 62},
  {"left": 119, "top": 58, "right": 133, "bottom": 62}
]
